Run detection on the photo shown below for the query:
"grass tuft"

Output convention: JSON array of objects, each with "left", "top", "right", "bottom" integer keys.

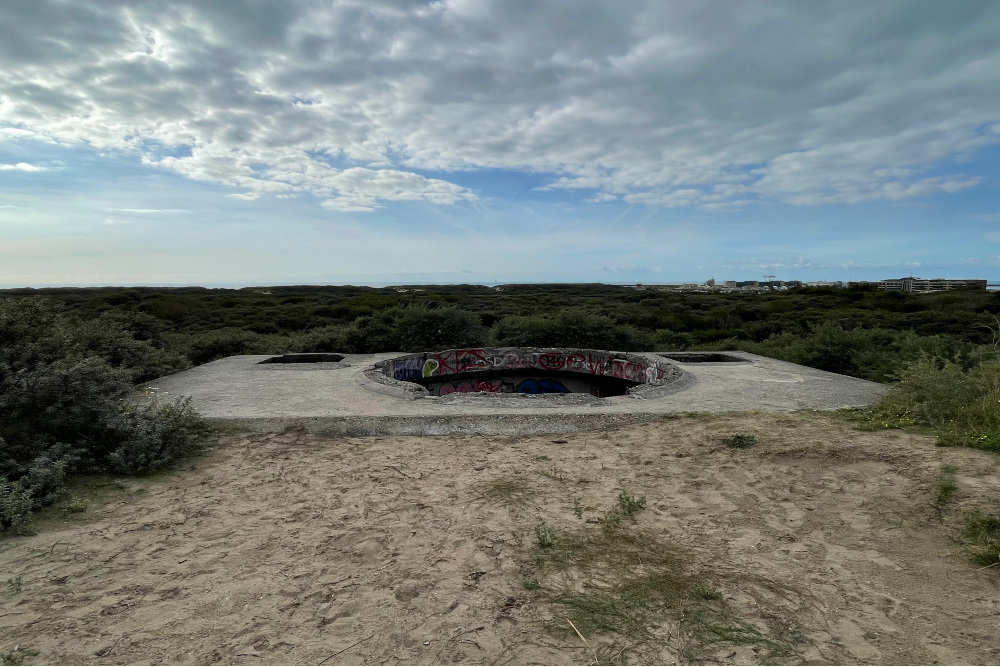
[
  {"left": 722, "top": 433, "right": 759, "bottom": 449},
  {"left": 61, "top": 496, "right": 89, "bottom": 514},
  {"left": 963, "top": 510, "right": 1000, "bottom": 568},
  {"left": 5, "top": 577, "right": 22, "bottom": 595},
  {"left": 0, "top": 646, "right": 38, "bottom": 666},
  {"left": 479, "top": 475, "right": 534, "bottom": 506}
]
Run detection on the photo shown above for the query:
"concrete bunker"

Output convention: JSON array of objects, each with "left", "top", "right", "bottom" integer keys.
[
  {"left": 258, "top": 353, "right": 345, "bottom": 364},
  {"left": 378, "top": 347, "right": 681, "bottom": 398}
]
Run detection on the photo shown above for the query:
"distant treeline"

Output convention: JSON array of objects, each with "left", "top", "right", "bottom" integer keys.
[{"left": 2, "top": 283, "right": 998, "bottom": 384}]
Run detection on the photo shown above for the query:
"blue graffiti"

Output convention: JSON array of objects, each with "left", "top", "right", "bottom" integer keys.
[
  {"left": 517, "top": 378, "right": 571, "bottom": 394},
  {"left": 393, "top": 358, "right": 423, "bottom": 381}
]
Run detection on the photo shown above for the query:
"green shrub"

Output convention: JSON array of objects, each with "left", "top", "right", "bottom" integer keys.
[
  {"left": 0, "top": 479, "right": 32, "bottom": 532},
  {"left": 860, "top": 355, "right": 1000, "bottom": 451},
  {"left": 493, "top": 309, "right": 653, "bottom": 350},
  {"left": 345, "top": 306, "right": 486, "bottom": 353},
  {"left": 616, "top": 491, "right": 647, "bottom": 518},
  {"left": 290, "top": 325, "right": 350, "bottom": 352},
  {"left": 0, "top": 297, "right": 212, "bottom": 534},
  {"left": 735, "top": 321, "right": 973, "bottom": 382},
  {"left": 102, "top": 398, "right": 212, "bottom": 474},
  {"left": 182, "top": 328, "right": 269, "bottom": 365}
]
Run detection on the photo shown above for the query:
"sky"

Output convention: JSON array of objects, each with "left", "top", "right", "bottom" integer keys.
[{"left": 2, "top": 0, "right": 1000, "bottom": 287}]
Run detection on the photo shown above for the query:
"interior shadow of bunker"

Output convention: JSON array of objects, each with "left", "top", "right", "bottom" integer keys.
[{"left": 373, "top": 347, "right": 683, "bottom": 398}]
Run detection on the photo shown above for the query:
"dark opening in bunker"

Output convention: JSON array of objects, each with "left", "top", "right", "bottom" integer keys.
[
  {"left": 660, "top": 352, "right": 746, "bottom": 363},
  {"left": 420, "top": 369, "right": 639, "bottom": 397},
  {"left": 385, "top": 348, "right": 674, "bottom": 398},
  {"left": 258, "top": 353, "right": 345, "bottom": 364}
]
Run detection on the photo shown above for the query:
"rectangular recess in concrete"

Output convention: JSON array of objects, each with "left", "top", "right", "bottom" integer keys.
[
  {"left": 258, "top": 353, "right": 346, "bottom": 364},
  {"left": 660, "top": 352, "right": 748, "bottom": 363}
]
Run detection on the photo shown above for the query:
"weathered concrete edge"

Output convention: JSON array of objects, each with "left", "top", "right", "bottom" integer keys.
[{"left": 204, "top": 412, "right": 665, "bottom": 436}]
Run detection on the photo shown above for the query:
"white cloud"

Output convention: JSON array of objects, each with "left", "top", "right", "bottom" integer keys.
[
  {"left": 0, "top": 0, "right": 998, "bottom": 211},
  {"left": 0, "top": 162, "right": 45, "bottom": 171}
]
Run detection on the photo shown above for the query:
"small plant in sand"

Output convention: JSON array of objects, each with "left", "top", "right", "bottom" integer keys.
[
  {"left": 598, "top": 491, "right": 647, "bottom": 528},
  {"left": 932, "top": 466, "right": 958, "bottom": 519},
  {"left": 536, "top": 466, "right": 568, "bottom": 482},
  {"left": 5, "top": 577, "right": 22, "bottom": 595},
  {"left": 963, "top": 510, "right": 1000, "bottom": 568},
  {"left": 61, "top": 496, "right": 89, "bottom": 514},
  {"left": 535, "top": 525, "right": 555, "bottom": 549},
  {"left": 616, "top": 491, "right": 646, "bottom": 517},
  {"left": 480, "top": 475, "right": 534, "bottom": 506},
  {"left": 0, "top": 645, "right": 39, "bottom": 666},
  {"left": 723, "top": 433, "right": 759, "bottom": 449}
]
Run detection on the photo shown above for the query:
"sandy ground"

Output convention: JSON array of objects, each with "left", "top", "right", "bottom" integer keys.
[{"left": 1, "top": 412, "right": 999, "bottom": 665}]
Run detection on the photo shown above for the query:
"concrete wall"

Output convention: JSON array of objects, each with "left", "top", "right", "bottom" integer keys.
[
  {"left": 386, "top": 347, "right": 674, "bottom": 387},
  {"left": 425, "top": 375, "right": 593, "bottom": 396}
]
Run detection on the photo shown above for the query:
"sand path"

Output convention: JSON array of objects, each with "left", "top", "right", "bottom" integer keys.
[{"left": 1, "top": 412, "right": 998, "bottom": 665}]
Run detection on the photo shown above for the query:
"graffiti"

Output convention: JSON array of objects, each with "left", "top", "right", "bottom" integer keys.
[
  {"left": 517, "top": 378, "right": 571, "bottom": 394},
  {"left": 432, "top": 348, "right": 490, "bottom": 375},
  {"left": 439, "top": 379, "right": 505, "bottom": 395},
  {"left": 392, "top": 358, "right": 423, "bottom": 381},
  {"left": 537, "top": 352, "right": 567, "bottom": 370},
  {"left": 609, "top": 359, "right": 644, "bottom": 381},
  {"left": 393, "top": 348, "right": 670, "bottom": 386}
]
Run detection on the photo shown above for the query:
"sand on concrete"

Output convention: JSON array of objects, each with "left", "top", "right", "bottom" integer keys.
[{"left": 1, "top": 412, "right": 999, "bottom": 665}]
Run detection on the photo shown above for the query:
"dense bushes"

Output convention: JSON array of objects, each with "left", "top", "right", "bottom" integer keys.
[
  {"left": 858, "top": 353, "right": 1000, "bottom": 451},
  {"left": 344, "top": 306, "right": 487, "bottom": 353},
  {"left": 0, "top": 298, "right": 210, "bottom": 532},
  {"left": 727, "top": 321, "right": 975, "bottom": 382},
  {"left": 493, "top": 309, "right": 653, "bottom": 350}
]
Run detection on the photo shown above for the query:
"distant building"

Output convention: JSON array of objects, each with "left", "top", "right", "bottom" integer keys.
[{"left": 878, "top": 277, "right": 987, "bottom": 293}]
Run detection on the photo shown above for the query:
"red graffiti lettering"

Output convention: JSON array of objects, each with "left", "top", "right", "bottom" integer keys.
[
  {"left": 587, "top": 355, "right": 606, "bottom": 375},
  {"left": 455, "top": 348, "right": 489, "bottom": 373},
  {"left": 474, "top": 379, "right": 503, "bottom": 393},
  {"left": 538, "top": 352, "right": 566, "bottom": 370}
]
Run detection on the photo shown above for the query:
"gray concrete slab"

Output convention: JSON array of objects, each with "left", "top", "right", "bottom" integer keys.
[{"left": 140, "top": 351, "right": 887, "bottom": 435}]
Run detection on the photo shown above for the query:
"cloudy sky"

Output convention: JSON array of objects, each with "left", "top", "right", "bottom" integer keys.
[{"left": 2, "top": 0, "right": 999, "bottom": 286}]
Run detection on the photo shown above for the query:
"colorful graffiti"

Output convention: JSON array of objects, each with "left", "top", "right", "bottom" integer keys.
[
  {"left": 439, "top": 379, "right": 505, "bottom": 396},
  {"left": 516, "top": 378, "right": 570, "bottom": 394},
  {"left": 392, "top": 348, "right": 669, "bottom": 385},
  {"left": 433, "top": 377, "right": 574, "bottom": 396}
]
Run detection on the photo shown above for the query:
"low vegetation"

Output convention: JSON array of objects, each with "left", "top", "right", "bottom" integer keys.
[
  {"left": 963, "top": 510, "right": 1000, "bottom": 568},
  {"left": 1, "top": 284, "right": 996, "bottom": 381},
  {"left": 854, "top": 353, "right": 1000, "bottom": 452},
  {"left": 0, "top": 298, "right": 211, "bottom": 534},
  {"left": 2, "top": 283, "right": 999, "bottom": 536},
  {"left": 525, "top": 491, "right": 799, "bottom": 663},
  {"left": 723, "top": 433, "right": 759, "bottom": 449}
]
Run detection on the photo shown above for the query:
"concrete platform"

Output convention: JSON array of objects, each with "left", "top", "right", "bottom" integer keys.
[{"left": 140, "top": 351, "right": 887, "bottom": 436}]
